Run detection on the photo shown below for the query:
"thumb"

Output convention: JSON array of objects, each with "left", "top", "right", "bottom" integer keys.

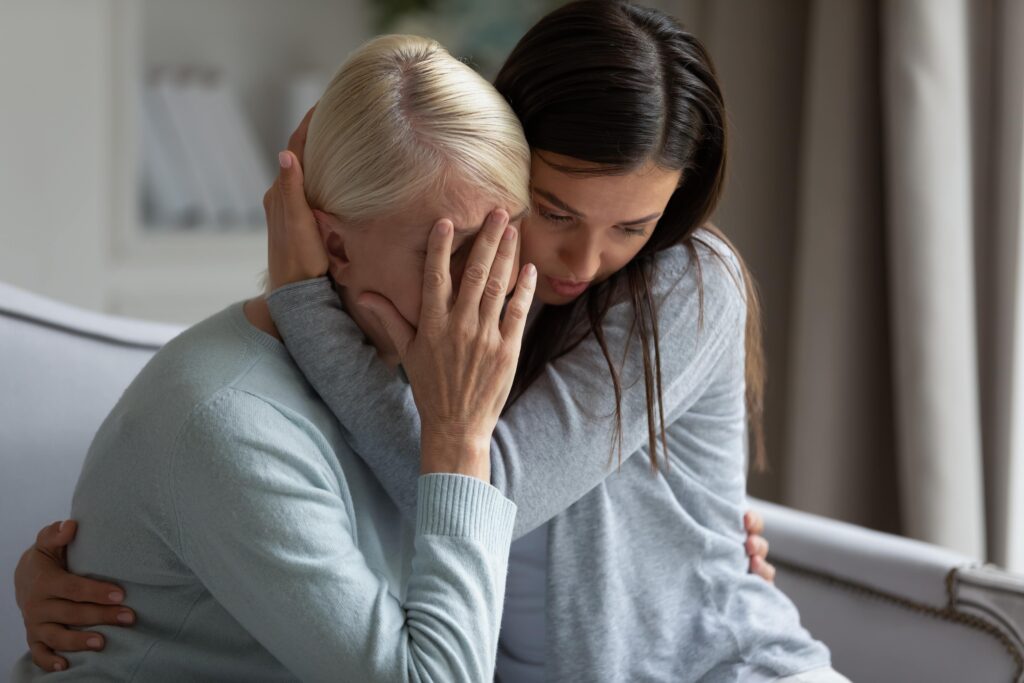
[
  {"left": 277, "top": 151, "right": 310, "bottom": 216},
  {"left": 35, "top": 520, "right": 77, "bottom": 556},
  {"left": 358, "top": 292, "right": 415, "bottom": 360}
]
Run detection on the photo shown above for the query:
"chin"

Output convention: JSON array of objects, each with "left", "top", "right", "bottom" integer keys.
[{"left": 535, "top": 285, "right": 577, "bottom": 306}]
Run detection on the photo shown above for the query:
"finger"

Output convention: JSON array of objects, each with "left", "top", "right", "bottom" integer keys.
[
  {"left": 754, "top": 557, "right": 777, "bottom": 583},
  {"left": 277, "top": 151, "right": 310, "bottom": 213},
  {"left": 287, "top": 104, "right": 317, "bottom": 164},
  {"left": 53, "top": 571, "right": 126, "bottom": 606},
  {"left": 34, "top": 622, "right": 106, "bottom": 653},
  {"left": 453, "top": 209, "right": 509, "bottom": 321},
  {"left": 745, "top": 535, "right": 769, "bottom": 560},
  {"left": 500, "top": 263, "right": 537, "bottom": 344},
  {"left": 34, "top": 520, "right": 76, "bottom": 556},
  {"left": 419, "top": 219, "right": 455, "bottom": 333},
  {"left": 277, "top": 151, "right": 317, "bottom": 236},
  {"left": 29, "top": 641, "right": 67, "bottom": 673},
  {"left": 749, "top": 555, "right": 776, "bottom": 583},
  {"left": 744, "top": 510, "right": 765, "bottom": 536},
  {"left": 357, "top": 293, "right": 416, "bottom": 360},
  {"left": 37, "top": 599, "right": 135, "bottom": 628},
  {"left": 479, "top": 225, "right": 518, "bottom": 326},
  {"left": 262, "top": 177, "right": 280, "bottom": 219}
]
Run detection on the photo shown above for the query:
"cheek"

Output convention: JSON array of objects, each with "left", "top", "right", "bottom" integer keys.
[
  {"left": 393, "top": 269, "right": 426, "bottom": 325},
  {"left": 362, "top": 253, "right": 425, "bottom": 326},
  {"left": 519, "top": 221, "right": 554, "bottom": 267},
  {"left": 605, "top": 241, "right": 646, "bottom": 274}
]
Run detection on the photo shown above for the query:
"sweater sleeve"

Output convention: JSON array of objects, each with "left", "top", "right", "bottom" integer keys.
[
  {"left": 266, "top": 237, "right": 747, "bottom": 538},
  {"left": 169, "top": 389, "right": 516, "bottom": 683}
]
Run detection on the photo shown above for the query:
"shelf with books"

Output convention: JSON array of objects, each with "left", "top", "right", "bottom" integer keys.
[{"left": 109, "top": 0, "right": 367, "bottom": 269}]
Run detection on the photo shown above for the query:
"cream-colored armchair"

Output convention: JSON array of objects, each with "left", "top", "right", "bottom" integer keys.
[{"left": 2, "top": 281, "right": 1022, "bottom": 681}]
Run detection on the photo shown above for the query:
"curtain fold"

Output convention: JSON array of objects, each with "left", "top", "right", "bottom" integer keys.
[
  {"left": 985, "top": 0, "right": 1024, "bottom": 570},
  {"left": 777, "top": 0, "right": 1022, "bottom": 567},
  {"left": 880, "top": 0, "right": 984, "bottom": 558},
  {"left": 782, "top": 0, "right": 900, "bottom": 534}
]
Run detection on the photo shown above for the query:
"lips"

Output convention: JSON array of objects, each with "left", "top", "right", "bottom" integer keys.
[{"left": 546, "top": 276, "right": 591, "bottom": 298}]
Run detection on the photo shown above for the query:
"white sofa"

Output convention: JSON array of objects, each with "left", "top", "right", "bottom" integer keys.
[{"left": 2, "top": 281, "right": 1023, "bottom": 682}]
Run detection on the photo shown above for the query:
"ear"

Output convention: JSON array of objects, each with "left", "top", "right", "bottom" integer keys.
[{"left": 313, "top": 209, "right": 352, "bottom": 284}]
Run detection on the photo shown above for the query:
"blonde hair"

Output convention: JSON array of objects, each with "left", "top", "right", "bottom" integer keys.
[{"left": 303, "top": 34, "right": 531, "bottom": 221}]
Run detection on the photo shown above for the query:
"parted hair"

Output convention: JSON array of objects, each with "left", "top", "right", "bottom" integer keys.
[{"left": 303, "top": 34, "right": 531, "bottom": 220}]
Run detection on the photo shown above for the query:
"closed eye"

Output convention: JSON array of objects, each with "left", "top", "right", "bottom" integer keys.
[{"left": 539, "top": 206, "right": 575, "bottom": 224}]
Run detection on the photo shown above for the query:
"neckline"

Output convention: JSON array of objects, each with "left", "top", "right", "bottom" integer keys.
[{"left": 228, "top": 300, "right": 292, "bottom": 361}]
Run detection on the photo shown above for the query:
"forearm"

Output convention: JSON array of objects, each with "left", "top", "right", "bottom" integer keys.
[
  {"left": 174, "top": 401, "right": 516, "bottom": 682},
  {"left": 268, "top": 242, "right": 747, "bottom": 538},
  {"left": 267, "top": 278, "right": 425, "bottom": 522}
]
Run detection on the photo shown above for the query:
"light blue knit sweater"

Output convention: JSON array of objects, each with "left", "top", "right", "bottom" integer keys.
[{"left": 10, "top": 302, "right": 516, "bottom": 682}]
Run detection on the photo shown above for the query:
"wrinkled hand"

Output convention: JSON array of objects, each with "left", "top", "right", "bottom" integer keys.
[
  {"left": 360, "top": 210, "right": 536, "bottom": 481},
  {"left": 264, "top": 104, "right": 328, "bottom": 292},
  {"left": 15, "top": 520, "right": 136, "bottom": 673},
  {"left": 744, "top": 510, "right": 775, "bottom": 582}
]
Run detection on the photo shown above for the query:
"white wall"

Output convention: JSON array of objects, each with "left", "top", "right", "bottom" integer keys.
[
  {"left": 0, "top": 1, "right": 113, "bottom": 311},
  {"left": 0, "top": 0, "right": 369, "bottom": 325}
]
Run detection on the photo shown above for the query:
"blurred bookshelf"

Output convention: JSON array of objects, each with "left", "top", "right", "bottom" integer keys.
[
  {"left": 106, "top": 0, "right": 369, "bottom": 322},
  {"left": 27, "top": 0, "right": 556, "bottom": 324}
]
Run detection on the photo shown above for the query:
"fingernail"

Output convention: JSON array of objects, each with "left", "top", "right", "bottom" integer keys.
[
  {"left": 117, "top": 610, "right": 134, "bottom": 624},
  {"left": 58, "top": 520, "right": 68, "bottom": 532},
  {"left": 503, "top": 226, "right": 516, "bottom": 240},
  {"left": 278, "top": 151, "right": 292, "bottom": 169},
  {"left": 436, "top": 220, "right": 452, "bottom": 235},
  {"left": 53, "top": 661, "right": 65, "bottom": 672},
  {"left": 87, "top": 636, "right": 102, "bottom": 649},
  {"left": 525, "top": 264, "right": 536, "bottom": 278},
  {"left": 109, "top": 591, "right": 124, "bottom": 602}
]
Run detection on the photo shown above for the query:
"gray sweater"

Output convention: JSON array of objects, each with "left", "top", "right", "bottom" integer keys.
[{"left": 266, "top": 233, "right": 831, "bottom": 681}]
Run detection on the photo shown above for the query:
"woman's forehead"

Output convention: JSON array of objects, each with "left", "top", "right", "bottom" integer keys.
[
  {"left": 530, "top": 155, "right": 680, "bottom": 217},
  {"left": 400, "top": 188, "right": 526, "bottom": 235}
]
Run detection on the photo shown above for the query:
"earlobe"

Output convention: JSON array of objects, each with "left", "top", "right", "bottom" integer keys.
[{"left": 313, "top": 209, "right": 351, "bottom": 284}]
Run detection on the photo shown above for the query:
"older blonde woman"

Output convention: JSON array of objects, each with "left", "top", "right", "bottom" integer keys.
[{"left": 10, "top": 34, "right": 534, "bottom": 682}]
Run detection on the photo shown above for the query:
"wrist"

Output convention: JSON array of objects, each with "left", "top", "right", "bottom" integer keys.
[{"left": 420, "top": 431, "right": 491, "bottom": 481}]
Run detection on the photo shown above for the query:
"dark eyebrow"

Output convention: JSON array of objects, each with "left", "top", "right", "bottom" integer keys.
[
  {"left": 533, "top": 188, "right": 584, "bottom": 218},
  {"left": 534, "top": 187, "right": 661, "bottom": 226},
  {"left": 619, "top": 212, "right": 663, "bottom": 227}
]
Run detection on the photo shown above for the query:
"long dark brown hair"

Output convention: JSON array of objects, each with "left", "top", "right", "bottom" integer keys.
[{"left": 495, "top": 0, "right": 766, "bottom": 471}]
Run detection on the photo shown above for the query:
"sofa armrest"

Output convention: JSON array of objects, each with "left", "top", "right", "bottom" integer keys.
[{"left": 751, "top": 497, "right": 1024, "bottom": 683}]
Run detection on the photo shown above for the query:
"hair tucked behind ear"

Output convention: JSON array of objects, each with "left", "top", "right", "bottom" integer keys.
[{"left": 304, "top": 34, "right": 531, "bottom": 221}]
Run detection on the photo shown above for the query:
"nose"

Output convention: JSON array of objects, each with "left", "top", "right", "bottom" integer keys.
[{"left": 558, "top": 232, "right": 601, "bottom": 282}]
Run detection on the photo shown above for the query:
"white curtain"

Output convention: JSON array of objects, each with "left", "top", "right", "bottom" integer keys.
[
  {"left": 781, "top": 0, "right": 1024, "bottom": 569},
  {"left": 980, "top": 0, "right": 1024, "bottom": 570}
]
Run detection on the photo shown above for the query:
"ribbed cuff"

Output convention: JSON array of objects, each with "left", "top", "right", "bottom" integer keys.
[
  {"left": 417, "top": 474, "right": 517, "bottom": 553},
  {"left": 266, "top": 277, "right": 337, "bottom": 311}
]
